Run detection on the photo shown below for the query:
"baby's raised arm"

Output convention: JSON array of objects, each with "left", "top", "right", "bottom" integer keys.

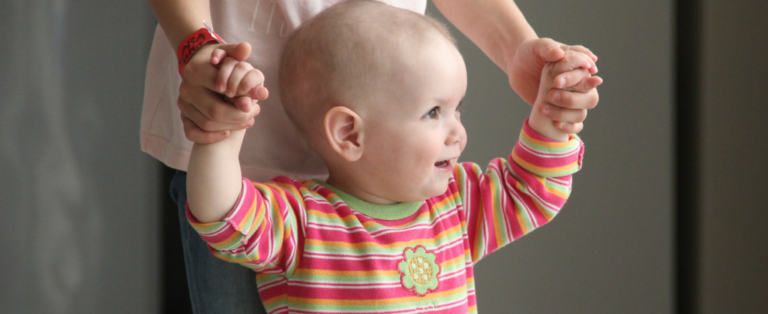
[
  {"left": 528, "top": 50, "right": 602, "bottom": 141},
  {"left": 186, "top": 57, "right": 266, "bottom": 222},
  {"left": 186, "top": 127, "right": 247, "bottom": 223}
]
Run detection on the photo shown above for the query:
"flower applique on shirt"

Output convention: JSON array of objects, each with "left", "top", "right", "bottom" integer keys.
[{"left": 398, "top": 245, "right": 441, "bottom": 296}]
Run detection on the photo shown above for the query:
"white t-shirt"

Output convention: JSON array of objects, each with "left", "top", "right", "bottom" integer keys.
[{"left": 141, "top": 0, "right": 427, "bottom": 182}]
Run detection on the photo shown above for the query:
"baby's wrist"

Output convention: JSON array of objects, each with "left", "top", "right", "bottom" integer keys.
[
  {"left": 528, "top": 105, "right": 569, "bottom": 142},
  {"left": 194, "top": 128, "right": 247, "bottom": 153}
]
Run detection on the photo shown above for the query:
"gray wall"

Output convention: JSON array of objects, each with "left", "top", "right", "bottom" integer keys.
[
  {"left": 698, "top": 1, "right": 768, "bottom": 313},
  {"left": 0, "top": 1, "right": 160, "bottom": 313},
  {"left": 428, "top": 0, "right": 674, "bottom": 313}
]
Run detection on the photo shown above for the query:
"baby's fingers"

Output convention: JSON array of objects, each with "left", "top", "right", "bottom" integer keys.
[
  {"left": 248, "top": 86, "right": 269, "bottom": 101},
  {"left": 548, "top": 75, "right": 602, "bottom": 109},
  {"left": 225, "top": 62, "right": 256, "bottom": 97},
  {"left": 216, "top": 57, "right": 240, "bottom": 94},
  {"left": 237, "top": 69, "right": 267, "bottom": 98},
  {"left": 562, "top": 45, "right": 598, "bottom": 73},
  {"left": 551, "top": 53, "right": 595, "bottom": 87},
  {"left": 561, "top": 75, "right": 603, "bottom": 93},
  {"left": 553, "top": 68, "right": 591, "bottom": 89}
]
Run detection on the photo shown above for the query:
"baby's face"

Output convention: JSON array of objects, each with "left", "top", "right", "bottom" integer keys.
[{"left": 359, "top": 38, "right": 468, "bottom": 202}]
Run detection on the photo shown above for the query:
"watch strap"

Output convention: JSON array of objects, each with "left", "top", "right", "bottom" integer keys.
[{"left": 177, "top": 26, "right": 225, "bottom": 77}]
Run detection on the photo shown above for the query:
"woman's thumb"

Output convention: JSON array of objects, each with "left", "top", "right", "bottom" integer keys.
[{"left": 219, "top": 42, "right": 252, "bottom": 61}]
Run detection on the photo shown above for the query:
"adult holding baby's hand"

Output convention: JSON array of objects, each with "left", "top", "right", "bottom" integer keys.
[
  {"left": 142, "top": 1, "right": 600, "bottom": 313},
  {"left": 176, "top": 2, "right": 601, "bottom": 146},
  {"left": 178, "top": 42, "right": 267, "bottom": 144},
  {"left": 433, "top": 0, "right": 600, "bottom": 134}
]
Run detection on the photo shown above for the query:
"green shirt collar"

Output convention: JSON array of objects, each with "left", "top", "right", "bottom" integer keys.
[{"left": 313, "top": 180, "right": 423, "bottom": 220}]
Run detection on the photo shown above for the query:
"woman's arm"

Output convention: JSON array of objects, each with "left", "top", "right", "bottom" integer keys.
[
  {"left": 147, "top": 0, "right": 262, "bottom": 144},
  {"left": 147, "top": 0, "right": 213, "bottom": 49},
  {"left": 432, "top": 0, "right": 536, "bottom": 73},
  {"left": 433, "top": 0, "right": 598, "bottom": 106}
]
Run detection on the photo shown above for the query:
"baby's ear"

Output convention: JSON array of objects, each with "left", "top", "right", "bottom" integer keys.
[{"left": 324, "top": 106, "right": 364, "bottom": 162}]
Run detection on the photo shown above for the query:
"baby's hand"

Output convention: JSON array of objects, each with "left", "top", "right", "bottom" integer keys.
[
  {"left": 210, "top": 54, "right": 268, "bottom": 129},
  {"left": 213, "top": 54, "right": 269, "bottom": 100},
  {"left": 529, "top": 50, "right": 602, "bottom": 141},
  {"left": 178, "top": 42, "right": 262, "bottom": 144}
]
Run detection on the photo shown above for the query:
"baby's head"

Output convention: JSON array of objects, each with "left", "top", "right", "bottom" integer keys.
[{"left": 279, "top": 0, "right": 468, "bottom": 203}]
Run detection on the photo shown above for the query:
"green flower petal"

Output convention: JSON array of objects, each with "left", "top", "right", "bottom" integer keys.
[
  {"left": 416, "top": 284, "right": 428, "bottom": 295},
  {"left": 397, "top": 246, "right": 441, "bottom": 296},
  {"left": 427, "top": 276, "right": 439, "bottom": 290},
  {"left": 398, "top": 261, "right": 409, "bottom": 274}
]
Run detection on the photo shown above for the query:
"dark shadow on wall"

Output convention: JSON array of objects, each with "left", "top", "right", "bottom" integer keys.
[{"left": 675, "top": 0, "right": 702, "bottom": 313}]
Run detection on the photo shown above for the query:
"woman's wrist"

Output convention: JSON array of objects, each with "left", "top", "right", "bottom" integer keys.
[{"left": 177, "top": 26, "right": 225, "bottom": 76}]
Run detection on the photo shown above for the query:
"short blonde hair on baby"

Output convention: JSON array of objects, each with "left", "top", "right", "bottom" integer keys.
[{"left": 278, "top": 0, "right": 455, "bottom": 140}]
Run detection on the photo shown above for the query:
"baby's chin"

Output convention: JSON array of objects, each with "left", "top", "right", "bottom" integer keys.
[
  {"left": 389, "top": 188, "right": 446, "bottom": 203},
  {"left": 414, "top": 182, "right": 451, "bottom": 201},
  {"left": 370, "top": 174, "right": 452, "bottom": 203}
]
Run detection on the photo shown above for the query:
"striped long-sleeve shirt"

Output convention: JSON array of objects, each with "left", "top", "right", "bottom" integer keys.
[{"left": 186, "top": 122, "right": 584, "bottom": 313}]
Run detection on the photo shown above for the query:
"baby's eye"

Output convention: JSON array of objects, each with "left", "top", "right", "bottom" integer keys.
[{"left": 424, "top": 107, "right": 440, "bottom": 119}]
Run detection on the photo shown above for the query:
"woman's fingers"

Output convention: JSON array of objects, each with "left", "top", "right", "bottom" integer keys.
[
  {"left": 554, "top": 121, "right": 584, "bottom": 134},
  {"left": 548, "top": 85, "right": 600, "bottom": 110},
  {"left": 540, "top": 102, "right": 588, "bottom": 124}
]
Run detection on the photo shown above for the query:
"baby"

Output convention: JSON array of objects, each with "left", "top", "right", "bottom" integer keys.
[{"left": 186, "top": 1, "right": 598, "bottom": 313}]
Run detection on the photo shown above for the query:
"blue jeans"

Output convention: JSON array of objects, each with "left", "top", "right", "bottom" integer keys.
[{"left": 170, "top": 170, "right": 267, "bottom": 314}]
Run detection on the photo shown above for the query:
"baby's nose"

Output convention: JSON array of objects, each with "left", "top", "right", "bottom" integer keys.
[{"left": 445, "top": 121, "right": 466, "bottom": 146}]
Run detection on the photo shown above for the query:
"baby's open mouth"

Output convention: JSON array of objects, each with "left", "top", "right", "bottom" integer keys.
[{"left": 435, "top": 160, "right": 451, "bottom": 168}]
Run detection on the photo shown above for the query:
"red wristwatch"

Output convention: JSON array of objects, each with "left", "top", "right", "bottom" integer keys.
[{"left": 177, "top": 23, "right": 225, "bottom": 77}]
